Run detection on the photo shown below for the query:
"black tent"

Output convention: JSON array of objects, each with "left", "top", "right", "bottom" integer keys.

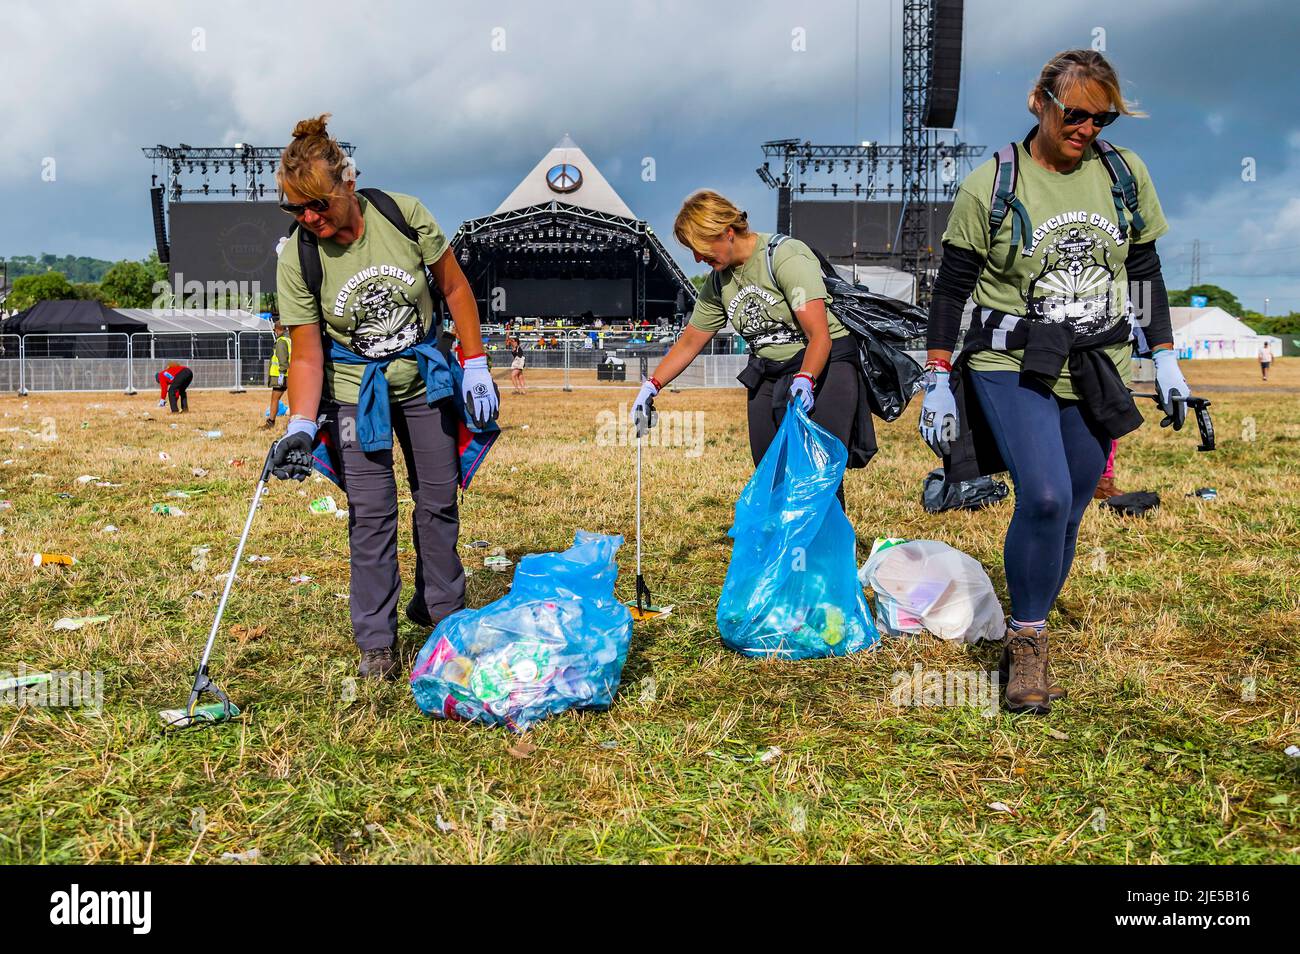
[{"left": 0, "top": 300, "right": 147, "bottom": 357}]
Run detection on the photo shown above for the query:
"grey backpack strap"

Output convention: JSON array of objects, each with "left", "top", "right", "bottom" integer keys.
[
  {"left": 765, "top": 233, "right": 789, "bottom": 287},
  {"left": 1093, "top": 140, "right": 1147, "bottom": 240},
  {"left": 988, "top": 143, "right": 1034, "bottom": 256}
]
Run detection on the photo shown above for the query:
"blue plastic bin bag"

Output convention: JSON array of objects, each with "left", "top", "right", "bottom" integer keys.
[
  {"left": 410, "top": 531, "right": 633, "bottom": 731},
  {"left": 717, "top": 403, "right": 879, "bottom": 658}
]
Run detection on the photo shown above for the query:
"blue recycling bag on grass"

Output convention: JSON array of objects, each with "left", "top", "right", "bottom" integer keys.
[
  {"left": 717, "top": 403, "right": 879, "bottom": 659},
  {"left": 410, "top": 531, "right": 633, "bottom": 731}
]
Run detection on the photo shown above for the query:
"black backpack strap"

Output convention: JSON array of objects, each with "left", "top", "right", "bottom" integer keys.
[
  {"left": 287, "top": 221, "right": 324, "bottom": 318},
  {"left": 357, "top": 188, "right": 419, "bottom": 244},
  {"left": 1093, "top": 140, "right": 1147, "bottom": 240}
]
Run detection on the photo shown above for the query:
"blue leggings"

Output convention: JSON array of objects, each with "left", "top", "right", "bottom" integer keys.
[{"left": 969, "top": 370, "right": 1111, "bottom": 622}]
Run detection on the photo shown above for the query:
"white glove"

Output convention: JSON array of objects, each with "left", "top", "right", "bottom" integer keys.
[
  {"left": 630, "top": 379, "right": 659, "bottom": 436},
  {"left": 788, "top": 373, "right": 815, "bottom": 412},
  {"left": 1153, "top": 349, "right": 1190, "bottom": 431},
  {"left": 461, "top": 356, "right": 499, "bottom": 429},
  {"left": 919, "top": 369, "right": 959, "bottom": 456}
]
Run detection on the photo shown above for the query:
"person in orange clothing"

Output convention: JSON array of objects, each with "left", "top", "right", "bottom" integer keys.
[{"left": 157, "top": 363, "right": 193, "bottom": 413}]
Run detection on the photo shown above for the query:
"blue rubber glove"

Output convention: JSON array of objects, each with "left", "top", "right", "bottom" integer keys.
[
  {"left": 919, "top": 369, "right": 958, "bottom": 456},
  {"left": 788, "top": 373, "right": 815, "bottom": 412},
  {"left": 270, "top": 419, "right": 316, "bottom": 482},
  {"left": 461, "top": 355, "right": 499, "bottom": 429},
  {"left": 1153, "top": 348, "right": 1190, "bottom": 431},
  {"left": 630, "top": 379, "right": 659, "bottom": 436}
]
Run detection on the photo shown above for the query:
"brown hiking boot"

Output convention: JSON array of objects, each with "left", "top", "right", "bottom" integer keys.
[
  {"left": 1000, "top": 626, "right": 1051, "bottom": 714},
  {"left": 1093, "top": 476, "right": 1124, "bottom": 500},
  {"left": 358, "top": 646, "right": 400, "bottom": 681}
]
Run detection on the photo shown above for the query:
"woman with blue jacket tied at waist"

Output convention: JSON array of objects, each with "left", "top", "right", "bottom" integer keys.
[
  {"left": 919, "top": 50, "right": 1190, "bottom": 713},
  {"left": 267, "top": 115, "right": 499, "bottom": 681}
]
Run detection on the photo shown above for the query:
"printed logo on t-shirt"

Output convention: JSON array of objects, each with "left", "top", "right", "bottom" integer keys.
[
  {"left": 333, "top": 264, "right": 424, "bottom": 358},
  {"left": 1023, "top": 215, "right": 1125, "bottom": 336},
  {"left": 726, "top": 284, "right": 804, "bottom": 350}
]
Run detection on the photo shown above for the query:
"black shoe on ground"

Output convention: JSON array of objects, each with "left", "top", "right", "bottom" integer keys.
[{"left": 358, "top": 646, "right": 400, "bottom": 681}]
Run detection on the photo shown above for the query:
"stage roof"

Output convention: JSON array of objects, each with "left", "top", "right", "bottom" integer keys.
[{"left": 493, "top": 134, "right": 636, "bottom": 219}]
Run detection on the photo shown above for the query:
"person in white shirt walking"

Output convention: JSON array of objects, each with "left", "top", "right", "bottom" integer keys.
[{"left": 1258, "top": 342, "right": 1273, "bottom": 381}]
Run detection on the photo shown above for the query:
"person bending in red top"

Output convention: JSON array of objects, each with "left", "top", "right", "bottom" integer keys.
[{"left": 157, "top": 364, "right": 193, "bottom": 413}]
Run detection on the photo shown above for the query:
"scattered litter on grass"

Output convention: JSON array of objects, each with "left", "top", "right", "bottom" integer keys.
[
  {"left": 102, "top": 525, "right": 118, "bottom": 534},
  {"left": 190, "top": 590, "right": 208, "bottom": 599},
  {"left": 192, "top": 468, "right": 208, "bottom": 477},
  {"left": 151, "top": 504, "right": 186, "bottom": 517},
  {"left": 469, "top": 540, "right": 490, "bottom": 549},
  {"left": 1188, "top": 487, "right": 1218, "bottom": 500},
  {"left": 32, "top": 553, "right": 76, "bottom": 567},
  {"left": 52, "top": 615, "right": 111, "bottom": 631},
  {"left": 246, "top": 554, "right": 272, "bottom": 563},
  {"left": 484, "top": 555, "right": 513, "bottom": 572},
  {"left": 30, "top": 473, "right": 50, "bottom": 480},
  {"left": 165, "top": 490, "right": 191, "bottom": 499},
  {"left": 220, "top": 848, "right": 260, "bottom": 863},
  {"left": 290, "top": 575, "right": 313, "bottom": 584},
  {"left": 989, "top": 802, "right": 1015, "bottom": 815},
  {"left": 74, "top": 475, "right": 99, "bottom": 484},
  {"left": 158, "top": 452, "right": 170, "bottom": 461},
  {"left": 435, "top": 814, "right": 457, "bottom": 833},
  {"left": 1285, "top": 745, "right": 1300, "bottom": 758},
  {"left": 598, "top": 740, "right": 619, "bottom": 750},
  {"left": 0, "top": 460, "right": 12, "bottom": 466},
  {"left": 0, "top": 672, "right": 51, "bottom": 692},
  {"left": 506, "top": 739, "right": 537, "bottom": 759},
  {"left": 1047, "top": 728, "right": 1070, "bottom": 741},
  {"left": 336, "top": 509, "right": 348, "bottom": 520},
  {"left": 93, "top": 482, "right": 121, "bottom": 488},
  {"left": 201, "top": 430, "right": 222, "bottom": 439},
  {"left": 758, "top": 746, "right": 783, "bottom": 764},
  {"left": 309, "top": 496, "right": 337, "bottom": 515},
  {"left": 0, "top": 501, "right": 10, "bottom": 510},
  {"left": 56, "top": 492, "right": 73, "bottom": 500},
  {"left": 520, "top": 424, "right": 530, "bottom": 431},
  {"left": 230, "top": 624, "right": 267, "bottom": 644}
]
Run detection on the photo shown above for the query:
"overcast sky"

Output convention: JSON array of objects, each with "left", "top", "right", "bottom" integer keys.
[{"left": 2, "top": 0, "right": 1297, "bottom": 311}]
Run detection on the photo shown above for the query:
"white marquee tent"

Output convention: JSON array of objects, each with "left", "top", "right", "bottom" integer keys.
[{"left": 1170, "top": 307, "right": 1281, "bottom": 359}]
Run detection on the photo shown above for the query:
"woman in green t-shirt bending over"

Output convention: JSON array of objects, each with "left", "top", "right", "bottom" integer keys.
[
  {"left": 632, "top": 190, "right": 874, "bottom": 500},
  {"left": 919, "top": 50, "right": 1191, "bottom": 713},
  {"left": 267, "top": 115, "right": 498, "bottom": 681}
]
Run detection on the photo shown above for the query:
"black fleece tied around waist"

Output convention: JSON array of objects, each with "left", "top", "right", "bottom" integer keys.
[
  {"left": 943, "top": 312, "right": 1143, "bottom": 483},
  {"left": 737, "top": 335, "right": 877, "bottom": 469}
]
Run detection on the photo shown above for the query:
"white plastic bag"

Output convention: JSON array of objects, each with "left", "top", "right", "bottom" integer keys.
[{"left": 859, "top": 539, "right": 1004, "bottom": 644}]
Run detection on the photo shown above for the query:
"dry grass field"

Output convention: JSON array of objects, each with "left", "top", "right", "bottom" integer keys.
[{"left": 0, "top": 358, "right": 1296, "bottom": 863}]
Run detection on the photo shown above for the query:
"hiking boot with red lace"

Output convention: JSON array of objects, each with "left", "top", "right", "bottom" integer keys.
[{"left": 1000, "top": 625, "right": 1052, "bottom": 714}]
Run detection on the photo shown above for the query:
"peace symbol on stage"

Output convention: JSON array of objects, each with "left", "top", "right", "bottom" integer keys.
[{"left": 546, "top": 163, "right": 582, "bottom": 194}]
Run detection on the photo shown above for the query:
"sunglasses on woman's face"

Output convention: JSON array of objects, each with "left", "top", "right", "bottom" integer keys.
[
  {"left": 1046, "top": 89, "right": 1119, "bottom": 129},
  {"left": 278, "top": 195, "right": 331, "bottom": 215}
]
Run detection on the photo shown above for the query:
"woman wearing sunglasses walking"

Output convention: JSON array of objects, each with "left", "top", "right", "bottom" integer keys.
[
  {"left": 267, "top": 115, "right": 498, "bottom": 680},
  {"left": 919, "top": 50, "right": 1189, "bottom": 713}
]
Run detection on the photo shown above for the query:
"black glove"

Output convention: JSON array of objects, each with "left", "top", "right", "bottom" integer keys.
[{"left": 269, "top": 431, "right": 314, "bottom": 481}]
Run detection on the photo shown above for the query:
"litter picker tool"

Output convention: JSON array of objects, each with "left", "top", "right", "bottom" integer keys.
[
  {"left": 628, "top": 394, "right": 671, "bottom": 622},
  {"left": 159, "top": 442, "right": 278, "bottom": 729},
  {"left": 1130, "top": 392, "right": 1216, "bottom": 452}
]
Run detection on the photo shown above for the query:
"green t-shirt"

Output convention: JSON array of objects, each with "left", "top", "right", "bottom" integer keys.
[
  {"left": 688, "top": 233, "right": 849, "bottom": 361},
  {"left": 943, "top": 134, "right": 1169, "bottom": 399},
  {"left": 277, "top": 192, "right": 449, "bottom": 405}
]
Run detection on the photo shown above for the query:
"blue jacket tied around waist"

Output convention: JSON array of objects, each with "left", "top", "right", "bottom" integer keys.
[{"left": 311, "top": 336, "right": 499, "bottom": 490}]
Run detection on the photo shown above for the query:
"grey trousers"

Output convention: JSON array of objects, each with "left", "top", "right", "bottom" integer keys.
[{"left": 323, "top": 394, "right": 464, "bottom": 651}]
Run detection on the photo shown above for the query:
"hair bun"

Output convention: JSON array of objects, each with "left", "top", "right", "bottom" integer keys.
[{"left": 292, "top": 113, "right": 332, "bottom": 141}]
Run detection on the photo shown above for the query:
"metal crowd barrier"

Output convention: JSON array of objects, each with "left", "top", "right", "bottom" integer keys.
[{"left": 3, "top": 332, "right": 277, "bottom": 394}]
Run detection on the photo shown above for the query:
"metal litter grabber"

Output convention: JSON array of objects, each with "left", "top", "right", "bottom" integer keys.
[
  {"left": 627, "top": 399, "right": 671, "bottom": 622},
  {"left": 159, "top": 442, "right": 279, "bottom": 728}
]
